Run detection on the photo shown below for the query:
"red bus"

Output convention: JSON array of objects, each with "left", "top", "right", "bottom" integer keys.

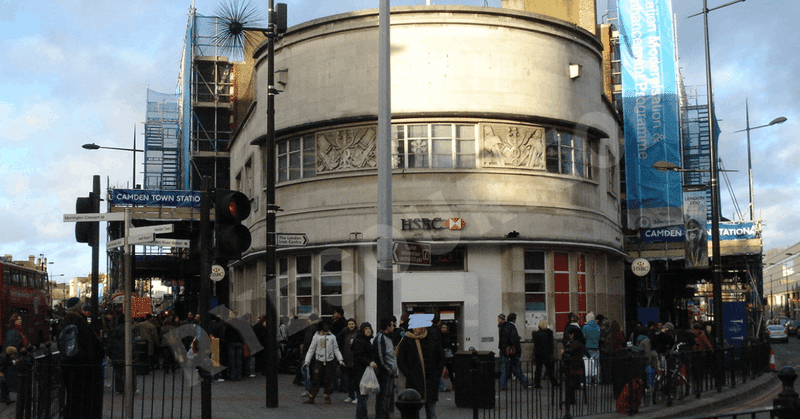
[{"left": 0, "top": 260, "right": 52, "bottom": 347}]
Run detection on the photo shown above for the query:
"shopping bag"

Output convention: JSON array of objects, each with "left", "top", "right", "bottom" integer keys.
[
  {"left": 439, "top": 367, "right": 453, "bottom": 392},
  {"left": 360, "top": 367, "right": 381, "bottom": 395}
]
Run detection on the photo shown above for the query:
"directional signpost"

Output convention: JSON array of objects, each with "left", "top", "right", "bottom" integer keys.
[
  {"left": 392, "top": 241, "right": 431, "bottom": 266},
  {"left": 276, "top": 233, "right": 308, "bottom": 247},
  {"left": 63, "top": 212, "right": 125, "bottom": 222}
]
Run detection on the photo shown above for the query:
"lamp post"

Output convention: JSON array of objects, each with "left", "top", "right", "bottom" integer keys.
[
  {"left": 82, "top": 127, "right": 142, "bottom": 188},
  {"left": 732, "top": 101, "right": 787, "bottom": 221},
  {"left": 688, "top": 0, "right": 746, "bottom": 350}
]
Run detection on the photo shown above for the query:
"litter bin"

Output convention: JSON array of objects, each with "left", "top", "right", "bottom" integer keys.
[
  {"left": 135, "top": 338, "right": 149, "bottom": 375},
  {"left": 453, "top": 350, "right": 495, "bottom": 409}
]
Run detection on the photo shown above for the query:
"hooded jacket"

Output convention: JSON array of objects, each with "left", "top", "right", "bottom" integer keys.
[{"left": 304, "top": 327, "right": 344, "bottom": 365}]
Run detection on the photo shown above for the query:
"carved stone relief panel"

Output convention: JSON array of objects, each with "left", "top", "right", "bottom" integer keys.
[
  {"left": 481, "top": 124, "right": 545, "bottom": 169},
  {"left": 316, "top": 126, "right": 377, "bottom": 173}
]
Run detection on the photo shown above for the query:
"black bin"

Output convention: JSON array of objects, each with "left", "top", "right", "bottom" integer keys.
[
  {"left": 135, "top": 338, "right": 149, "bottom": 375},
  {"left": 453, "top": 350, "right": 495, "bottom": 409}
]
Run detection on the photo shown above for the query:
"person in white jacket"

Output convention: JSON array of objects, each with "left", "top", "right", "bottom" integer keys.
[{"left": 302, "top": 319, "right": 345, "bottom": 404}]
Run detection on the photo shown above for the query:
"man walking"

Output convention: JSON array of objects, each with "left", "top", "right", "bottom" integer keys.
[
  {"left": 374, "top": 317, "right": 397, "bottom": 419},
  {"left": 59, "top": 297, "right": 105, "bottom": 419},
  {"left": 498, "top": 313, "right": 529, "bottom": 390}
]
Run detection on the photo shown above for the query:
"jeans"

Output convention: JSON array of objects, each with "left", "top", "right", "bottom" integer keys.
[
  {"left": 425, "top": 400, "right": 437, "bottom": 419},
  {"left": 499, "top": 354, "right": 529, "bottom": 389},
  {"left": 375, "top": 372, "right": 395, "bottom": 419},
  {"left": 227, "top": 342, "right": 243, "bottom": 381},
  {"left": 356, "top": 394, "right": 370, "bottom": 419}
]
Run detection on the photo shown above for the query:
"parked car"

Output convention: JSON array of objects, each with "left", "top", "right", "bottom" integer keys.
[
  {"left": 785, "top": 320, "right": 800, "bottom": 336},
  {"left": 767, "top": 324, "right": 789, "bottom": 343}
]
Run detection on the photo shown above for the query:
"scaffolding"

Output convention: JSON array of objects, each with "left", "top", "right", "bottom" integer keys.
[{"left": 143, "top": 89, "right": 181, "bottom": 190}]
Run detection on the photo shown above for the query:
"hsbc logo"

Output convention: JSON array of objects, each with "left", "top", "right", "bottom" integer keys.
[{"left": 401, "top": 217, "right": 467, "bottom": 231}]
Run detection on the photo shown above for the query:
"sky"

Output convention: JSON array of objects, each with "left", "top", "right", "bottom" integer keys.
[{"left": 1, "top": 0, "right": 798, "bottom": 283}]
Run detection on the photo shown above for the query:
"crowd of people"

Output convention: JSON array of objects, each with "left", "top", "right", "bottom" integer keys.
[
  {"left": 293, "top": 309, "right": 455, "bottom": 419},
  {"left": 495, "top": 310, "right": 722, "bottom": 417}
]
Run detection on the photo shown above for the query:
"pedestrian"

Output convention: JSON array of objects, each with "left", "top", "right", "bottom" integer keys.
[
  {"left": 374, "top": 317, "right": 397, "bottom": 419},
  {"left": 397, "top": 314, "right": 444, "bottom": 419},
  {"left": 330, "top": 308, "right": 347, "bottom": 389},
  {"left": 562, "top": 326, "right": 585, "bottom": 419},
  {"left": 498, "top": 313, "right": 530, "bottom": 390},
  {"left": 252, "top": 315, "right": 268, "bottom": 375},
  {"left": 0, "top": 346, "right": 17, "bottom": 405},
  {"left": 352, "top": 322, "right": 376, "bottom": 418},
  {"left": 582, "top": 312, "right": 601, "bottom": 384},
  {"left": 3, "top": 314, "right": 28, "bottom": 353},
  {"left": 439, "top": 323, "right": 457, "bottom": 389},
  {"left": 59, "top": 297, "right": 105, "bottom": 419},
  {"left": 531, "top": 320, "right": 559, "bottom": 388},
  {"left": 133, "top": 314, "right": 159, "bottom": 372},
  {"left": 302, "top": 319, "right": 345, "bottom": 404},
  {"left": 337, "top": 318, "right": 359, "bottom": 402},
  {"left": 222, "top": 312, "right": 244, "bottom": 381},
  {"left": 562, "top": 312, "right": 584, "bottom": 347},
  {"left": 107, "top": 314, "right": 136, "bottom": 394}
]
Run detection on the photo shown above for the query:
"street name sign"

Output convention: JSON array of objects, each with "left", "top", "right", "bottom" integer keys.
[
  {"left": 150, "top": 239, "right": 191, "bottom": 248},
  {"left": 392, "top": 241, "right": 431, "bottom": 266},
  {"left": 277, "top": 233, "right": 309, "bottom": 246},
  {"left": 129, "top": 224, "right": 174, "bottom": 235},
  {"left": 63, "top": 212, "right": 125, "bottom": 222},
  {"left": 106, "top": 238, "right": 125, "bottom": 249},
  {"left": 129, "top": 233, "right": 155, "bottom": 245}
]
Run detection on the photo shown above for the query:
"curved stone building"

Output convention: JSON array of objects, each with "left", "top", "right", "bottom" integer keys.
[{"left": 228, "top": 5, "right": 624, "bottom": 351}]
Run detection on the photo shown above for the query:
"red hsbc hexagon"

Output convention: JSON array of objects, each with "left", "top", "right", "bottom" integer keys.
[{"left": 447, "top": 218, "right": 466, "bottom": 230}]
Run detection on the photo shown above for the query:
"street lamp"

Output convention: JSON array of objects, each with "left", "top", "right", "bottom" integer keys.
[
  {"left": 732, "top": 101, "right": 787, "bottom": 221},
  {"left": 82, "top": 127, "right": 142, "bottom": 188},
  {"left": 688, "top": 0, "right": 746, "bottom": 350}
]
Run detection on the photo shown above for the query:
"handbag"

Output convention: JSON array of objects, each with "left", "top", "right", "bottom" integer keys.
[
  {"left": 360, "top": 367, "right": 381, "bottom": 395},
  {"left": 506, "top": 346, "right": 516, "bottom": 356}
]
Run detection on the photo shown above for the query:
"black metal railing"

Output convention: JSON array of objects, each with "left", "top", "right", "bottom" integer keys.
[{"left": 471, "top": 341, "right": 773, "bottom": 419}]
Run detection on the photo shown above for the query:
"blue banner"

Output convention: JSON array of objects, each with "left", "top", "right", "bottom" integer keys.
[
  {"left": 109, "top": 189, "right": 201, "bottom": 208},
  {"left": 723, "top": 301, "right": 747, "bottom": 348},
  {"left": 641, "top": 222, "right": 757, "bottom": 243},
  {"left": 619, "top": 0, "right": 683, "bottom": 229}
]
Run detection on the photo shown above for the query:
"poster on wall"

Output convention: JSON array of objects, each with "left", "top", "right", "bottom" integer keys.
[
  {"left": 526, "top": 312, "right": 549, "bottom": 329},
  {"left": 684, "top": 186, "right": 709, "bottom": 268},
  {"left": 618, "top": 0, "right": 683, "bottom": 229}
]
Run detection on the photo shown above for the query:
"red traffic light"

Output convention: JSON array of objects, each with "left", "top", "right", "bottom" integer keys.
[{"left": 215, "top": 190, "right": 251, "bottom": 224}]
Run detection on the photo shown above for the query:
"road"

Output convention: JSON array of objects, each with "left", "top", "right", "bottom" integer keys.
[{"left": 705, "top": 335, "right": 799, "bottom": 417}]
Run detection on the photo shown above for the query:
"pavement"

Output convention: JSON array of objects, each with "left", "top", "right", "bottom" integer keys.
[{"left": 0, "top": 367, "right": 781, "bottom": 419}]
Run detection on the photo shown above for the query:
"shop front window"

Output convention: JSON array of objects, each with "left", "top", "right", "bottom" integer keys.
[
  {"left": 554, "top": 252, "right": 571, "bottom": 332},
  {"left": 406, "top": 245, "right": 466, "bottom": 272},
  {"left": 320, "top": 251, "right": 342, "bottom": 318},
  {"left": 296, "top": 255, "right": 312, "bottom": 315},
  {"left": 524, "top": 251, "right": 546, "bottom": 319}
]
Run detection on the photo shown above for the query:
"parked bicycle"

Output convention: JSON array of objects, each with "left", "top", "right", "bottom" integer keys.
[{"left": 652, "top": 342, "right": 689, "bottom": 406}]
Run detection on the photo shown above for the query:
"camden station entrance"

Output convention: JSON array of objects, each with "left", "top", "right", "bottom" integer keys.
[
  {"left": 402, "top": 301, "right": 463, "bottom": 350},
  {"left": 626, "top": 245, "right": 765, "bottom": 339}
]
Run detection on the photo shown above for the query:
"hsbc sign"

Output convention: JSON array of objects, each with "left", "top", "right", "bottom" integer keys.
[{"left": 401, "top": 217, "right": 466, "bottom": 231}]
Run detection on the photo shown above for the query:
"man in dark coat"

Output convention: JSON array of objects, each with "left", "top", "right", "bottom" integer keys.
[
  {"left": 60, "top": 297, "right": 105, "bottom": 419},
  {"left": 396, "top": 315, "right": 444, "bottom": 419},
  {"left": 532, "top": 319, "right": 559, "bottom": 388},
  {"left": 498, "top": 313, "right": 530, "bottom": 390}
]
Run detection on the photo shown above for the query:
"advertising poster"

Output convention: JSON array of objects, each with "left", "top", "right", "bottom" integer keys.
[
  {"left": 618, "top": 0, "right": 683, "bottom": 229},
  {"left": 684, "top": 186, "right": 708, "bottom": 268}
]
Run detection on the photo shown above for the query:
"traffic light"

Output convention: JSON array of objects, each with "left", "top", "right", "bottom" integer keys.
[
  {"left": 214, "top": 189, "right": 252, "bottom": 260},
  {"left": 75, "top": 194, "right": 96, "bottom": 246}
]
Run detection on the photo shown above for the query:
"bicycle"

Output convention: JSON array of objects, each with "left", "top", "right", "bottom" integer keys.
[{"left": 652, "top": 342, "right": 689, "bottom": 407}]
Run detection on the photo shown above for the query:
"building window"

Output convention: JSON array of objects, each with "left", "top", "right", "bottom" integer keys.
[
  {"left": 277, "top": 136, "right": 316, "bottom": 183},
  {"left": 320, "top": 251, "right": 342, "bottom": 319},
  {"left": 545, "top": 129, "right": 593, "bottom": 179},
  {"left": 393, "top": 124, "right": 476, "bottom": 169},
  {"left": 553, "top": 252, "right": 571, "bottom": 332},
  {"left": 524, "top": 251, "right": 546, "bottom": 315},
  {"left": 278, "top": 258, "right": 289, "bottom": 318},
  {"left": 296, "top": 255, "right": 313, "bottom": 315},
  {"left": 577, "top": 253, "right": 587, "bottom": 318},
  {"left": 406, "top": 245, "right": 466, "bottom": 272},
  {"left": 607, "top": 147, "right": 617, "bottom": 193}
]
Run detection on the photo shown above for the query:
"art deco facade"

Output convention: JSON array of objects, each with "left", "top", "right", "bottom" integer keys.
[{"left": 226, "top": 5, "right": 624, "bottom": 351}]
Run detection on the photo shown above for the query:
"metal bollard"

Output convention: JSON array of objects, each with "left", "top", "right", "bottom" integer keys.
[
  {"left": 395, "top": 388, "right": 424, "bottom": 419},
  {"left": 774, "top": 366, "right": 800, "bottom": 419}
]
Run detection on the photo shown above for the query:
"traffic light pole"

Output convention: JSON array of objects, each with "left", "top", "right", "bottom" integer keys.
[
  {"left": 200, "top": 177, "right": 213, "bottom": 419},
  {"left": 265, "top": 0, "right": 279, "bottom": 407},
  {"left": 90, "top": 175, "right": 100, "bottom": 327}
]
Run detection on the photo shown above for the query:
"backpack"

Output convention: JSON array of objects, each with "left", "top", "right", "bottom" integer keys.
[{"left": 58, "top": 324, "right": 82, "bottom": 361}]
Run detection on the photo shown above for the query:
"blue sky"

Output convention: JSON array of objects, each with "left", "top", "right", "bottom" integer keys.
[{"left": 1, "top": 0, "right": 797, "bottom": 282}]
